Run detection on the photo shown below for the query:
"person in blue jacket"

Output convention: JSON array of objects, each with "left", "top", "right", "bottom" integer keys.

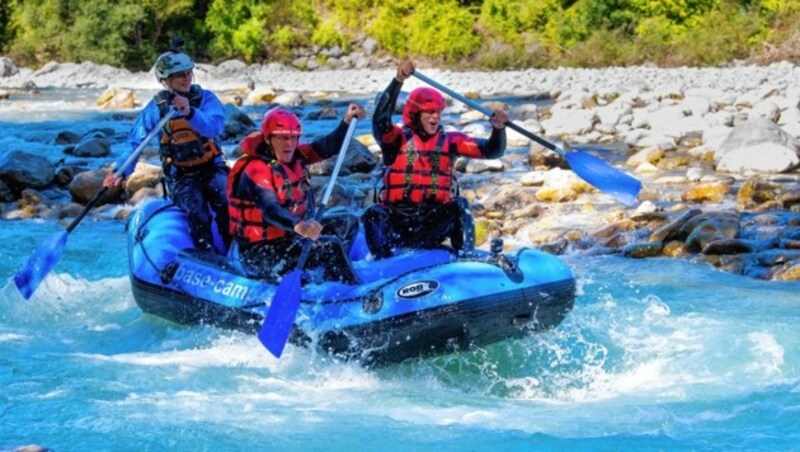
[{"left": 105, "top": 38, "right": 229, "bottom": 253}]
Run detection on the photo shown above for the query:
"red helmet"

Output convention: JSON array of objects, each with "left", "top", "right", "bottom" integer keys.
[
  {"left": 261, "top": 108, "right": 301, "bottom": 137},
  {"left": 402, "top": 87, "right": 445, "bottom": 127}
]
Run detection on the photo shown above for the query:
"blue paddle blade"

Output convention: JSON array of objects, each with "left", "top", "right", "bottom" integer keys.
[
  {"left": 258, "top": 268, "right": 303, "bottom": 358},
  {"left": 14, "top": 231, "right": 69, "bottom": 300},
  {"left": 565, "top": 151, "right": 642, "bottom": 206}
]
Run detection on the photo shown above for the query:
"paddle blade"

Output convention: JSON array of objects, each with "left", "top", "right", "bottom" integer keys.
[
  {"left": 258, "top": 269, "right": 303, "bottom": 358},
  {"left": 14, "top": 231, "right": 69, "bottom": 300},
  {"left": 565, "top": 151, "right": 642, "bottom": 206}
]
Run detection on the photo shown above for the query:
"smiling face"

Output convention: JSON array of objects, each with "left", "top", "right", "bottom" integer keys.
[
  {"left": 417, "top": 109, "right": 442, "bottom": 136},
  {"left": 268, "top": 134, "right": 299, "bottom": 164},
  {"left": 403, "top": 87, "right": 446, "bottom": 136},
  {"left": 166, "top": 70, "right": 193, "bottom": 94}
]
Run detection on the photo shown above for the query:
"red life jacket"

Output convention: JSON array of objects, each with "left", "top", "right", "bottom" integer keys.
[
  {"left": 381, "top": 128, "right": 455, "bottom": 204},
  {"left": 156, "top": 87, "right": 219, "bottom": 168},
  {"left": 227, "top": 135, "right": 310, "bottom": 243}
]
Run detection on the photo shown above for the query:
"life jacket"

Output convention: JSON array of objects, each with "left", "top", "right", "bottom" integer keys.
[
  {"left": 227, "top": 136, "right": 310, "bottom": 243},
  {"left": 156, "top": 85, "right": 220, "bottom": 168},
  {"left": 380, "top": 127, "right": 456, "bottom": 204}
]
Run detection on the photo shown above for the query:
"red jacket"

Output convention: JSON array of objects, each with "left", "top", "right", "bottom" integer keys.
[
  {"left": 227, "top": 121, "right": 350, "bottom": 244},
  {"left": 227, "top": 133, "right": 322, "bottom": 243}
]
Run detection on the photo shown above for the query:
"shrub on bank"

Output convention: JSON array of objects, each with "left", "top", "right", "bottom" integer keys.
[{"left": 1, "top": 0, "right": 799, "bottom": 70}]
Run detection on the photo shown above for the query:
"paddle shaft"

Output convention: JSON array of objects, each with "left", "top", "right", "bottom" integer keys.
[
  {"left": 411, "top": 70, "right": 641, "bottom": 206},
  {"left": 321, "top": 118, "right": 357, "bottom": 206},
  {"left": 66, "top": 187, "right": 108, "bottom": 233},
  {"left": 66, "top": 110, "right": 176, "bottom": 233},
  {"left": 294, "top": 117, "right": 358, "bottom": 269},
  {"left": 412, "top": 70, "right": 565, "bottom": 157},
  {"left": 258, "top": 117, "right": 359, "bottom": 357}
]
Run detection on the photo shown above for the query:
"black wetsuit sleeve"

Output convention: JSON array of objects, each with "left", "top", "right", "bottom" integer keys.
[
  {"left": 308, "top": 119, "right": 350, "bottom": 159},
  {"left": 483, "top": 126, "right": 507, "bottom": 159},
  {"left": 238, "top": 171, "right": 297, "bottom": 232},
  {"left": 373, "top": 78, "right": 404, "bottom": 165},
  {"left": 373, "top": 78, "right": 403, "bottom": 135}
]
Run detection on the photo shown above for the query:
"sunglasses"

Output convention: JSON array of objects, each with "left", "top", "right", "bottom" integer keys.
[{"left": 169, "top": 70, "right": 193, "bottom": 80}]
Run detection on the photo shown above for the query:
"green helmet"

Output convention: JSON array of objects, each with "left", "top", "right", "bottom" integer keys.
[{"left": 154, "top": 51, "right": 194, "bottom": 81}]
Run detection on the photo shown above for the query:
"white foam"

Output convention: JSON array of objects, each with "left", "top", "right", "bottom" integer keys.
[
  {"left": 0, "top": 332, "right": 28, "bottom": 342},
  {"left": 746, "top": 331, "right": 785, "bottom": 377},
  {"left": 78, "top": 335, "right": 272, "bottom": 369}
]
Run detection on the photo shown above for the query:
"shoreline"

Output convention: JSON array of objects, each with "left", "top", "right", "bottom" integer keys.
[{"left": 2, "top": 59, "right": 800, "bottom": 98}]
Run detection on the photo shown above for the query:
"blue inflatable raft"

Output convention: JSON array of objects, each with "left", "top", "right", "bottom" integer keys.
[{"left": 127, "top": 199, "right": 575, "bottom": 365}]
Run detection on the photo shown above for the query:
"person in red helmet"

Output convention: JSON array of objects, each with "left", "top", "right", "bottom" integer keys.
[
  {"left": 227, "top": 105, "right": 365, "bottom": 283},
  {"left": 363, "top": 60, "right": 509, "bottom": 259}
]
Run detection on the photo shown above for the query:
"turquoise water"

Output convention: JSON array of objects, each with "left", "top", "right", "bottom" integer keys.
[
  {"left": 2, "top": 220, "right": 798, "bottom": 450},
  {"left": 1, "top": 92, "right": 799, "bottom": 450}
]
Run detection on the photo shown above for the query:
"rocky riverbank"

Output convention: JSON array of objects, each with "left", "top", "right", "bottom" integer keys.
[{"left": 1, "top": 57, "right": 799, "bottom": 281}]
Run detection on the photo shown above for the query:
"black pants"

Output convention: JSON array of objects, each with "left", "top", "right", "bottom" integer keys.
[
  {"left": 165, "top": 154, "right": 231, "bottom": 254},
  {"left": 362, "top": 198, "right": 474, "bottom": 259},
  {"left": 239, "top": 213, "right": 360, "bottom": 284}
]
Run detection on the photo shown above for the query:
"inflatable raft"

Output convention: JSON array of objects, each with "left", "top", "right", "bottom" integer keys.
[{"left": 127, "top": 199, "right": 575, "bottom": 365}]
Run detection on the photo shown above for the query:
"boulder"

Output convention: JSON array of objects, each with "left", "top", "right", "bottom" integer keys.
[{"left": 0, "top": 150, "right": 56, "bottom": 195}]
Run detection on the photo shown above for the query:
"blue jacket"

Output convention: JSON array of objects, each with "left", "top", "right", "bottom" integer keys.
[{"left": 114, "top": 86, "right": 225, "bottom": 178}]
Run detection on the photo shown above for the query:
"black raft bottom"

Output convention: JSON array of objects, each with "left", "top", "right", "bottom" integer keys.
[{"left": 131, "top": 276, "right": 575, "bottom": 367}]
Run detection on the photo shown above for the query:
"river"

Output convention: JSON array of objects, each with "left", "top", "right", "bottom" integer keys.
[{"left": 1, "top": 89, "right": 798, "bottom": 451}]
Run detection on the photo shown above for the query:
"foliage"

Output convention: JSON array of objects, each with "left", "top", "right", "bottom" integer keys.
[
  {"left": 8, "top": 0, "right": 198, "bottom": 70},
  {"left": 405, "top": 1, "right": 482, "bottom": 61},
  {"left": 206, "top": 0, "right": 323, "bottom": 62},
  {"left": 666, "top": 0, "right": 766, "bottom": 66},
  {"left": 320, "top": 0, "right": 379, "bottom": 29},
  {"left": 366, "top": 0, "right": 482, "bottom": 61},
  {"left": 138, "top": 0, "right": 199, "bottom": 61},
  {"left": 205, "top": 0, "right": 269, "bottom": 62},
  {"left": 477, "top": 0, "right": 560, "bottom": 45},
  {"left": 0, "top": 0, "right": 14, "bottom": 52},
  {"left": 366, "top": 2, "right": 413, "bottom": 55},
  {"left": 628, "top": 0, "right": 717, "bottom": 24},
  {"left": 8, "top": 0, "right": 69, "bottom": 65},
  {"left": 2, "top": 0, "right": 800, "bottom": 69},
  {"left": 311, "top": 21, "right": 349, "bottom": 49},
  {"left": 558, "top": 0, "right": 767, "bottom": 67},
  {"left": 65, "top": 2, "right": 148, "bottom": 66}
]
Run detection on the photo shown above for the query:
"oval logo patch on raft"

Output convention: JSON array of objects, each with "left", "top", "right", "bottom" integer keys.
[{"left": 396, "top": 280, "right": 440, "bottom": 299}]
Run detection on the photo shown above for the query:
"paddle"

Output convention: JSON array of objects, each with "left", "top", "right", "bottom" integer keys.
[
  {"left": 412, "top": 70, "right": 642, "bottom": 206},
  {"left": 14, "top": 110, "right": 176, "bottom": 300},
  {"left": 258, "top": 117, "right": 359, "bottom": 358}
]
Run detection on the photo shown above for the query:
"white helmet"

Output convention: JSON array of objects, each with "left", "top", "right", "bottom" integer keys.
[{"left": 154, "top": 51, "right": 195, "bottom": 81}]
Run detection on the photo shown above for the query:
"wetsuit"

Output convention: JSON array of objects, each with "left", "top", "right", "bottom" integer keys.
[
  {"left": 363, "top": 78, "right": 507, "bottom": 259},
  {"left": 228, "top": 120, "right": 359, "bottom": 284}
]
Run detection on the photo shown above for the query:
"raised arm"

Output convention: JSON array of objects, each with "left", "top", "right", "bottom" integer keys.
[{"left": 298, "top": 103, "right": 366, "bottom": 163}]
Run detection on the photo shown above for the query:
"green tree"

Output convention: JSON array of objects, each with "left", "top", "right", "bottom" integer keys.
[
  {"left": 206, "top": 0, "right": 322, "bottom": 62},
  {"left": 478, "top": 0, "right": 561, "bottom": 43},
  {"left": 0, "top": 0, "right": 15, "bottom": 52},
  {"left": 8, "top": 0, "right": 68, "bottom": 65},
  {"left": 366, "top": 2, "right": 412, "bottom": 55},
  {"left": 2, "top": 0, "right": 797, "bottom": 70},
  {"left": 405, "top": 1, "right": 481, "bottom": 61},
  {"left": 206, "top": 0, "right": 267, "bottom": 61},
  {"left": 628, "top": 0, "right": 716, "bottom": 24},
  {"left": 63, "top": 1, "right": 148, "bottom": 67},
  {"left": 367, "top": 0, "right": 482, "bottom": 61},
  {"left": 8, "top": 0, "right": 199, "bottom": 69},
  {"left": 136, "top": 0, "right": 199, "bottom": 62}
]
